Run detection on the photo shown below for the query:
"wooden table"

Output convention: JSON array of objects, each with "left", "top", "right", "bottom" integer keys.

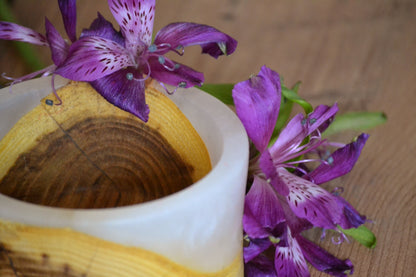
[{"left": 1, "top": 1, "right": 415, "bottom": 276}]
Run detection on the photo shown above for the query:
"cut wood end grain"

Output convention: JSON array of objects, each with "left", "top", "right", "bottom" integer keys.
[{"left": 0, "top": 81, "right": 212, "bottom": 209}]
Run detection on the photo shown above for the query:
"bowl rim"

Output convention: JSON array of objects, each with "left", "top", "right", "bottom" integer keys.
[{"left": 0, "top": 76, "right": 249, "bottom": 227}]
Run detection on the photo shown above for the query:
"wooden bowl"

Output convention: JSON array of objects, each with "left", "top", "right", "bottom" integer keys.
[{"left": 0, "top": 77, "right": 248, "bottom": 276}]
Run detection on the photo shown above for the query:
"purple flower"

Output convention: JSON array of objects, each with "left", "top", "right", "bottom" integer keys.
[
  {"left": 0, "top": 0, "right": 76, "bottom": 86},
  {"left": 55, "top": 0, "right": 237, "bottom": 122},
  {"left": 233, "top": 66, "right": 368, "bottom": 276}
]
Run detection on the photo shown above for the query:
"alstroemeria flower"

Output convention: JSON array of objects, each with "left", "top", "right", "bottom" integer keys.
[
  {"left": 243, "top": 166, "right": 355, "bottom": 277},
  {"left": 55, "top": 0, "right": 237, "bottom": 121},
  {"left": 0, "top": 0, "right": 76, "bottom": 87},
  {"left": 233, "top": 66, "right": 368, "bottom": 276},
  {"left": 243, "top": 176, "right": 286, "bottom": 262}
]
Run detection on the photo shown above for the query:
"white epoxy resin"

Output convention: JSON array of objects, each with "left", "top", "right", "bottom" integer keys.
[{"left": 0, "top": 76, "right": 249, "bottom": 273}]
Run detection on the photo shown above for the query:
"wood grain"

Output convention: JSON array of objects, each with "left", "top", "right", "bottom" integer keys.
[
  {"left": 0, "top": 0, "right": 415, "bottom": 276},
  {"left": 0, "top": 82, "right": 211, "bottom": 209},
  {"left": 0, "top": 220, "right": 243, "bottom": 277}
]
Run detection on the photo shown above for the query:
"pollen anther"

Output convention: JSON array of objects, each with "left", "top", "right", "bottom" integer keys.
[{"left": 126, "top": 72, "right": 134, "bottom": 80}]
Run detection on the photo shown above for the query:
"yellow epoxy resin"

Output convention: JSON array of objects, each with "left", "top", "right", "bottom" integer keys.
[{"left": 0, "top": 220, "right": 243, "bottom": 276}]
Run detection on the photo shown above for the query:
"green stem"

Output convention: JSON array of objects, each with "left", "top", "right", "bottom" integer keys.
[{"left": 0, "top": 0, "right": 44, "bottom": 71}]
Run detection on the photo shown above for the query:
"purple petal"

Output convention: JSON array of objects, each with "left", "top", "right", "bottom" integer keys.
[
  {"left": 245, "top": 255, "right": 277, "bottom": 277},
  {"left": 335, "top": 196, "right": 367, "bottom": 229},
  {"left": 58, "top": 0, "right": 77, "bottom": 42},
  {"left": 243, "top": 202, "right": 270, "bottom": 239},
  {"left": 148, "top": 57, "right": 204, "bottom": 88},
  {"left": 270, "top": 104, "right": 338, "bottom": 160},
  {"left": 278, "top": 168, "right": 342, "bottom": 229},
  {"left": 307, "top": 133, "right": 369, "bottom": 185},
  {"left": 232, "top": 66, "right": 281, "bottom": 152},
  {"left": 275, "top": 229, "right": 310, "bottom": 277},
  {"left": 278, "top": 196, "right": 313, "bottom": 236},
  {"left": 243, "top": 175, "right": 286, "bottom": 238},
  {"left": 269, "top": 113, "right": 307, "bottom": 160},
  {"left": 81, "top": 13, "right": 125, "bottom": 46},
  {"left": 108, "top": 0, "right": 155, "bottom": 53},
  {"left": 244, "top": 238, "right": 272, "bottom": 263},
  {"left": 259, "top": 151, "right": 290, "bottom": 196},
  {"left": 297, "top": 235, "right": 354, "bottom": 277},
  {"left": 55, "top": 36, "right": 134, "bottom": 81},
  {"left": 91, "top": 69, "right": 149, "bottom": 122},
  {"left": 0, "top": 21, "right": 48, "bottom": 46},
  {"left": 308, "top": 104, "right": 338, "bottom": 134},
  {"left": 154, "top": 22, "right": 237, "bottom": 58},
  {"left": 45, "top": 18, "right": 69, "bottom": 66}
]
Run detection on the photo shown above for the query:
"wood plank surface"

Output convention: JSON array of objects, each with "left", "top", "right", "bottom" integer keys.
[{"left": 1, "top": 0, "right": 415, "bottom": 276}]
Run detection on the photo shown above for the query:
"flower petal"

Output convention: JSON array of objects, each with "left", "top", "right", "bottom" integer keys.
[
  {"left": 245, "top": 255, "right": 277, "bottom": 277},
  {"left": 108, "top": 0, "right": 155, "bottom": 53},
  {"left": 278, "top": 197, "right": 313, "bottom": 236},
  {"left": 56, "top": 36, "right": 135, "bottom": 81},
  {"left": 335, "top": 196, "right": 367, "bottom": 229},
  {"left": 90, "top": 68, "right": 149, "bottom": 122},
  {"left": 274, "top": 228, "right": 310, "bottom": 277},
  {"left": 232, "top": 66, "right": 281, "bottom": 152},
  {"left": 148, "top": 57, "right": 204, "bottom": 88},
  {"left": 154, "top": 22, "right": 237, "bottom": 58},
  {"left": 0, "top": 21, "right": 48, "bottom": 46},
  {"left": 45, "top": 18, "right": 69, "bottom": 66},
  {"left": 307, "top": 133, "right": 369, "bottom": 184},
  {"left": 244, "top": 175, "right": 286, "bottom": 238},
  {"left": 270, "top": 104, "right": 338, "bottom": 160},
  {"left": 278, "top": 168, "right": 342, "bottom": 229},
  {"left": 244, "top": 238, "right": 272, "bottom": 263},
  {"left": 259, "top": 151, "right": 290, "bottom": 196},
  {"left": 58, "top": 0, "right": 77, "bottom": 42},
  {"left": 269, "top": 113, "right": 307, "bottom": 160},
  {"left": 308, "top": 104, "right": 338, "bottom": 134},
  {"left": 297, "top": 235, "right": 354, "bottom": 277},
  {"left": 81, "top": 12, "right": 125, "bottom": 46}
]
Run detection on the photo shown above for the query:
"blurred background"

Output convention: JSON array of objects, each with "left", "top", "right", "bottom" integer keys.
[{"left": 0, "top": 0, "right": 415, "bottom": 276}]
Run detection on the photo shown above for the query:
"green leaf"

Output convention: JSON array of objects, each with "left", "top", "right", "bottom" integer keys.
[
  {"left": 281, "top": 82, "right": 313, "bottom": 114},
  {"left": 275, "top": 97, "right": 294, "bottom": 132},
  {"left": 269, "top": 82, "right": 303, "bottom": 145},
  {"left": 323, "top": 111, "right": 387, "bottom": 137},
  {"left": 198, "top": 83, "right": 234, "bottom": 105},
  {"left": 339, "top": 225, "right": 377, "bottom": 248}
]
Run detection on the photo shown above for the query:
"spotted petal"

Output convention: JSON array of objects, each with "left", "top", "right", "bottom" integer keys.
[
  {"left": 297, "top": 235, "right": 354, "bottom": 277},
  {"left": 307, "top": 133, "right": 369, "bottom": 185},
  {"left": 108, "top": 0, "right": 155, "bottom": 54},
  {"left": 154, "top": 22, "right": 237, "bottom": 58},
  {"left": 58, "top": 0, "right": 77, "bottom": 42},
  {"left": 274, "top": 228, "right": 310, "bottom": 277},
  {"left": 56, "top": 36, "right": 135, "bottom": 81},
  {"left": 233, "top": 66, "right": 281, "bottom": 152},
  {"left": 91, "top": 68, "right": 149, "bottom": 122},
  {"left": 45, "top": 18, "right": 69, "bottom": 66},
  {"left": 278, "top": 168, "right": 342, "bottom": 229},
  {"left": 0, "top": 21, "right": 48, "bottom": 46}
]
